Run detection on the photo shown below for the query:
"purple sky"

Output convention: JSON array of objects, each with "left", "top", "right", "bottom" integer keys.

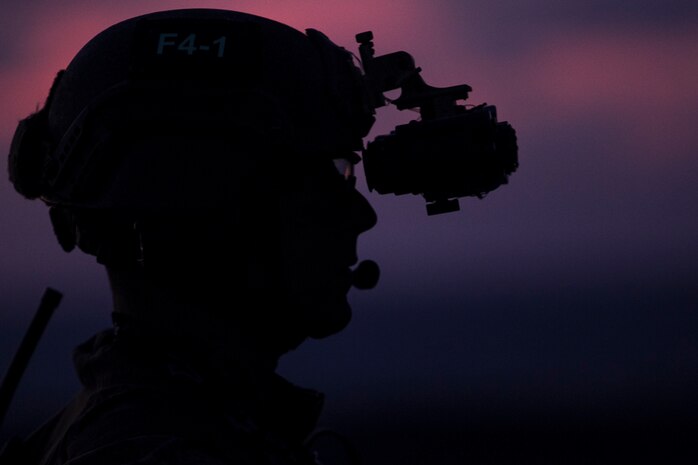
[{"left": 2, "top": 0, "right": 697, "bottom": 445}]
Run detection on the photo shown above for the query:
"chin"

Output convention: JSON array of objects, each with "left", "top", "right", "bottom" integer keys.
[{"left": 304, "top": 294, "right": 353, "bottom": 340}]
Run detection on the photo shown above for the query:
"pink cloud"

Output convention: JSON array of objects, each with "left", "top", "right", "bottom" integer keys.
[
  {"left": 529, "top": 31, "right": 698, "bottom": 113},
  {"left": 485, "top": 28, "right": 698, "bottom": 166}
]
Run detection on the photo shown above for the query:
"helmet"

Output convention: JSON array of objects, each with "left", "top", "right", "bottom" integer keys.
[{"left": 8, "top": 8, "right": 375, "bottom": 211}]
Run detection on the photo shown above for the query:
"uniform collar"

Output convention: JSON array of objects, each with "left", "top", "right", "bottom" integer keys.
[{"left": 73, "top": 328, "right": 325, "bottom": 443}]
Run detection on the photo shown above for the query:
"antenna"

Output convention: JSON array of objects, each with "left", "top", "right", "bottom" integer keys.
[{"left": 0, "top": 288, "right": 62, "bottom": 433}]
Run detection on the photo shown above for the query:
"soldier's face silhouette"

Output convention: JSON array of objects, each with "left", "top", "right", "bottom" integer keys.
[
  {"left": 278, "top": 156, "right": 377, "bottom": 339},
  {"left": 133, "top": 150, "right": 376, "bottom": 343}
]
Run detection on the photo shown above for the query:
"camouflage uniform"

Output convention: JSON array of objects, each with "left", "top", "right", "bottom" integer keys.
[{"left": 4, "top": 326, "right": 323, "bottom": 465}]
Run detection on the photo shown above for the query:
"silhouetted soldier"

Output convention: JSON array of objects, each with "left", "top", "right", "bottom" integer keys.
[
  {"left": 4, "top": 7, "right": 518, "bottom": 464},
  {"left": 5, "top": 9, "right": 379, "bottom": 465}
]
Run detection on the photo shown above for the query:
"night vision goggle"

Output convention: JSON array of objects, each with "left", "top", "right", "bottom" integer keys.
[{"left": 354, "top": 31, "right": 518, "bottom": 215}]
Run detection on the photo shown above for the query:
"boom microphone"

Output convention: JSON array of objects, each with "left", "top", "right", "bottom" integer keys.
[{"left": 351, "top": 260, "right": 380, "bottom": 289}]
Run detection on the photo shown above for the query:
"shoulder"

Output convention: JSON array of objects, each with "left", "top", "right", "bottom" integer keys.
[{"left": 58, "top": 436, "right": 247, "bottom": 465}]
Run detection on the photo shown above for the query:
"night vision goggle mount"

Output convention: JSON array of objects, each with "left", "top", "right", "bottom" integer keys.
[{"left": 355, "top": 31, "right": 518, "bottom": 216}]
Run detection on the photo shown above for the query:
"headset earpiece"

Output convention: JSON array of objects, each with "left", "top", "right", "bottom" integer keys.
[
  {"left": 8, "top": 109, "right": 52, "bottom": 199},
  {"left": 7, "top": 70, "right": 65, "bottom": 200}
]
